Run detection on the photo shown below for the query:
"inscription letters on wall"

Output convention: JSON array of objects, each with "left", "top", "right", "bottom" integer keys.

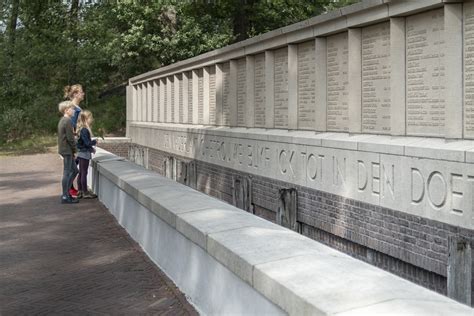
[{"left": 139, "top": 127, "right": 474, "bottom": 229}]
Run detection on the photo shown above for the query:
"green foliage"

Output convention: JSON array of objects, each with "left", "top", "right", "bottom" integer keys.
[{"left": 0, "top": 0, "right": 359, "bottom": 144}]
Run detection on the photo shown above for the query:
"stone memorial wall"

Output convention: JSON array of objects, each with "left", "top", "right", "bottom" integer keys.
[{"left": 123, "top": 0, "right": 474, "bottom": 306}]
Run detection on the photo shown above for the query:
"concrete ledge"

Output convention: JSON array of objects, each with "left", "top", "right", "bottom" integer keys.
[{"left": 92, "top": 148, "right": 473, "bottom": 315}]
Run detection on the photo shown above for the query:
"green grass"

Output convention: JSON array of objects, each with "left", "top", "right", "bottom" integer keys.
[{"left": 0, "top": 134, "right": 57, "bottom": 156}]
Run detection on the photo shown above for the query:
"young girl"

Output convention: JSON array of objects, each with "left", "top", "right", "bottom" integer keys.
[{"left": 76, "top": 110, "right": 98, "bottom": 199}]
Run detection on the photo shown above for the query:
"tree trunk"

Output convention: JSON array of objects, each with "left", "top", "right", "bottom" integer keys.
[
  {"left": 6, "top": 0, "right": 19, "bottom": 59},
  {"left": 233, "top": 0, "right": 254, "bottom": 42},
  {"left": 69, "top": 0, "right": 79, "bottom": 82}
]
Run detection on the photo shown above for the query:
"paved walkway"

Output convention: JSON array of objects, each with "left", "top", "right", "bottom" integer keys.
[{"left": 0, "top": 152, "right": 198, "bottom": 315}]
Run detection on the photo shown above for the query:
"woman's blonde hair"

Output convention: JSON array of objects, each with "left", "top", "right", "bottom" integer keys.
[
  {"left": 77, "top": 110, "right": 93, "bottom": 135},
  {"left": 64, "top": 84, "right": 83, "bottom": 100}
]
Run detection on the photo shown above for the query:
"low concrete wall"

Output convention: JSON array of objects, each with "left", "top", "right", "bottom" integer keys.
[{"left": 91, "top": 148, "right": 473, "bottom": 315}]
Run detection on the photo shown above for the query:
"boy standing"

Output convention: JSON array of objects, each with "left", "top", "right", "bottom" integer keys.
[{"left": 58, "top": 101, "right": 79, "bottom": 204}]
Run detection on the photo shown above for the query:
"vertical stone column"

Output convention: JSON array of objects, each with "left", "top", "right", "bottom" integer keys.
[
  {"left": 229, "top": 60, "right": 238, "bottom": 126},
  {"left": 216, "top": 64, "right": 224, "bottom": 126},
  {"left": 166, "top": 77, "right": 172, "bottom": 123},
  {"left": 390, "top": 17, "right": 406, "bottom": 136},
  {"left": 265, "top": 50, "right": 275, "bottom": 129},
  {"left": 445, "top": 4, "right": 463, "bottom": 139},
  {"left": 139, "top": 84, "right": 144, "bottom": 122},
  {"left": 288, "top": 45, "right": 298, "bottom": 130},
  {"left": 246, "top": 55, "right": 255, "bottom": 128},
  {"left": 126, "top": 84, "right": 133, "bottom": 136},
  {"left": 348, "top": 28, "right": 362, "bottom": 133},
  {"left": 182, "top": 73, "right": 189, "bottom": 124},
  {"left": 192, "top": 69, "right": 199, "bottom": 124},
  {"left": 153, "top": 80, "right": 159, "bottom": 122},
  {"left": 147, "top": 82, "right": 152, "bottom": 122},
  {"left": 174, "top": 74, "right": 180, "bottom": 123},
  {"left": 159, "top": 78, "right": 165, "bottom": 123},
  {"left": 203, "top": 67, "right": 210, "bottom": 125},
  {"left": 315, "top": 38, "right": 327, "bottom": 132}
]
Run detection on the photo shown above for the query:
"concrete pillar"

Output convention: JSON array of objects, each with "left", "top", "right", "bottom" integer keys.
[
  {"left": 182, "top": 73, "right": 189, "bottom": 124},
  {"left": 192, "top": 70, "right": 199, "bottom": 124},
  {"left": 315, "top": 37, "right": 327, "bottom": 132},
  {"left": 147, "top": 82, "right": 152, "bottom": 122},
  {"left": 246, "top": 55, "right": 255, "bottom": 128},
  {"left": 288, "top": 45, "right": 298, "bottom": 130},
  {"left": 174, "top": 74, "right": 180, "bottom": 123},
  {"left": 390, "top": 17, "right": 406, "bottom": 136},
  {"left": 348, "top": 28, "right": 362, "bottom": 133},
  {"left": 126, "top": 84, "right": 133, "bottom": 136},
  {"left": 166, "top": 77, "right": 172, "bottom": 123},
  {"left": 140, "top": 84, "right": 145, "bottom": 122},
  {"left": 216, "top": 64, "right": 224, "bottom": 126},
  {"left": 445, "top": 4, "right": 463, "bottom": 139},
  {"left": 448, "top": 236, "right": 473, "bottom": 306},
  {"left": 159, "top": 78, "right": 165, "bottom": 123},
  {"left": 152, "top": 80, "right": 159, "bottom": 122},
  {"left": 265, "top": 50, "right": 275, "bottom": 129},
  {"left": 203, "top": 67, "right": 210, "bottom": 125},
  {"left": 229, "top": 60, "right": 238, "bottom": 126}
]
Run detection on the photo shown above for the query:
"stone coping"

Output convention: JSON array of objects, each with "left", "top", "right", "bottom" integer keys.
[
  {"left": 129, "top": 0, "right": 447, "bottom": 84},
  {"left": 92, "top": 147, "right": 473, "bottom": 315},
  {"left": 130, "top": 122, "right": 474, "bottom": 163},
  {"left": 99, "top": 137, "right": 131, "bottom": 143}
]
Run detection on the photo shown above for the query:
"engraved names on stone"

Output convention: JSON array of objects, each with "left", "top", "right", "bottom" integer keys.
[
  {"left": 222, "top": 62, "right": 231, "bottom": 125},
  {"left": 237, "top": 58, "right": 246, "bottom": 127},
  {"left": 198, "top": 69, "right": 204, "bottom": 124},
  {"left": 274, "top": 48, "right": 289, "bottom": 129},
  {"left": 406, "top": 9, "right": 445, "bottom": 136},
  {"left": 327, "top": 32, "right": 349, "bottom": 132},
  {"left": 163, "top": 79, "right": 168, "bottom": 121},
  {"left": 464, "top": 2, "right": 474, "bottom": 138},
  {"left": 209, "top": 66, "right": 216, "bottom": 125},
  {"left": 297, "top": 41, "right": 316, "bottom": 130},
  {"left": 255, "top": 54, "right": 266, "bottom": 127},
  {"left": 362, "top": 22, "right": 391, "bottom": 133}
]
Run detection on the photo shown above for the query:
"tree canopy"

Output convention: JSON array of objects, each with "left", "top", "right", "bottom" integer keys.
[{"left": 0, "top": 0, "right": 358, "bottom": 142}]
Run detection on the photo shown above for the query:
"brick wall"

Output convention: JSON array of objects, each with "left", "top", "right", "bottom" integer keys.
[
  {"left": 108, "top": 144, "right": 474, "bottom": 298},
  {"left": 98, "top": 142, "right": 129, "bottom": 159}
]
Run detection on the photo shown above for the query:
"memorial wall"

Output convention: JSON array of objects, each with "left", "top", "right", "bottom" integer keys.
[{"left": 122, "top": 0, "right": 474, "bottom": 303}]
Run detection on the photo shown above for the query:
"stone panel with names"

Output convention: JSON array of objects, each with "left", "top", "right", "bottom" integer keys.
[
  {"left": 222, "top": 62, "right": 231, "bottom": 125},
  {"left": 209, "top": 66, "right": 216, "bottom": 125},
  {"left": 274, "top": 48, "right": 289, "bottom": 129},
  {"left": 465, "top": 3, "right": 474, "bottom": 138},
  {"left": 362, "top": 22, "right": 391, "bottom": 133},
  {"left": 237, "top": 58, "right": 246, "bottom": 127},
  {"left": 406, "top": 9, "right": 445, "bottom": 136},
  {"left": 254, "top": 53, "right": 266, "bottom": 128},
  {"left": 198, "top": 69, "right": 204, "bottom": 124},
  {"left": 327, "top": 32, "right": 349, "bottom": 132},
  {"left": 187, "top": 72, "right": 193, "bottom": 124},
  {"left": 178, "top": 75, "right": 183, "bottom": 123},
  {"left": 297, "top": 41, "right": 316, "bottom": 130}
]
